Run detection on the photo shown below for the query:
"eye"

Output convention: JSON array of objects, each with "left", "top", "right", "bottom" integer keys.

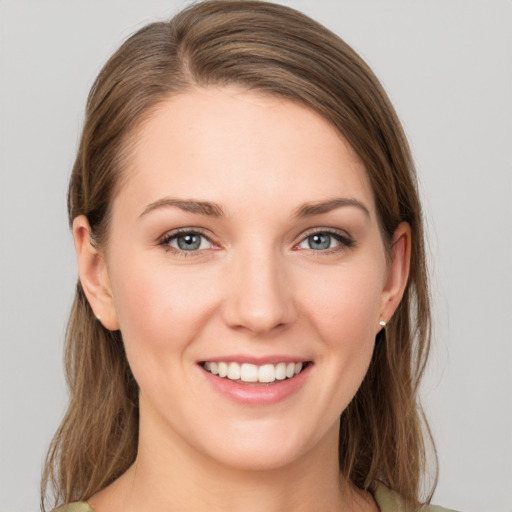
[
  {"left": 160, "top": 230, "right": 214, "bottom": 252},
  {"left": 296, "top": 230, "right": 353, "bottom": 251}
]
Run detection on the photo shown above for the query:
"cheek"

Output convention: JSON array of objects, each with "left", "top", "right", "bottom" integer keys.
[
  {"left": 108, "top": 254, "right": 222, "bottom": 352},
  {"left": 300, "top": 262, "right": 384, "bottom": 344}
]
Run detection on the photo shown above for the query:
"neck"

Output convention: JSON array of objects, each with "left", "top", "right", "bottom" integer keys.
[{"left": 90, "top": 411, "right": 373, "bottom": 512}]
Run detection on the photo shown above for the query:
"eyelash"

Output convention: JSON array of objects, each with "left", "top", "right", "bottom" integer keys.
[
  {"left": 293, "top": 228, "right": 355, "bottom": 254},
  {"left": 158, "top": 228, "right": 216, "bottom": 258},
  {"left": 158, "top": 228, "right": 355, "bottom": 257}
]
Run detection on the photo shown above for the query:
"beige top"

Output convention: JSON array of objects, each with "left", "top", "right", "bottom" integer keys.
[{"left": 52, "top": 483, "right": 460, "bottom": 512}]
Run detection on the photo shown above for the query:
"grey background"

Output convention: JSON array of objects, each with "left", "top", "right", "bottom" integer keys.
[{"left": 0, "top": 1, "right": 510, "bottom": 511}]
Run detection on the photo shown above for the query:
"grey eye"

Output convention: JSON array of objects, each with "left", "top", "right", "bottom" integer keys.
[
  {"left": 173, "top": 233, "right": 205, "bottom": 251},
  {"left": 307, "top": 233, "right": 333, "bottom": 250}
]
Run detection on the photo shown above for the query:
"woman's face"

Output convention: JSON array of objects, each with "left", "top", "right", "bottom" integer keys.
[{"left": 79, "top": 87, "right": 408, "bottom": 472}]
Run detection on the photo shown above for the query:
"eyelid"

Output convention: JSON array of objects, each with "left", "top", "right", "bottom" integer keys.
[
  {"left": 157, "top": 226, "right": 354, "bottom": 256},
  {"left": 297, "top": 226, "right": 352, "bottom": 241},
  {"left": 158, "top": 227, "right": 219, "bottom": 254},
  {"left": 293, "top": 227, "right": 354, "bottom": 251}
]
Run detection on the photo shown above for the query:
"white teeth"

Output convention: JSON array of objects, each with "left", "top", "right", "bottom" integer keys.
[
  {"left": 227, "top": 362, "right": 241, "bottom": 380},
  {"left": 258, "top": 364, "right": 275, "bottom": 383},
  {"left": 203, "top": 360, "right": 306, "bottom": 383},
  {"left": 240, "top": 363, "right": 258, "bottom": 382},
  {"left": 218, "top": 362, "right": 228, "bottom": 378},
  {"left": 275, "top": 362, "right": 287, "bottom": 380}
]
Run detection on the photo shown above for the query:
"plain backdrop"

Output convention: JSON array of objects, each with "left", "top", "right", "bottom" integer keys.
[{"left": 0, "top": 1, "right": 510, "bottom": 511}]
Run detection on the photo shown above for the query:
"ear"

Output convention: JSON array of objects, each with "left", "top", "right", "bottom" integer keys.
[
  {"left": 378, "top": 222, "right": 411, "bottom": 330},
  {"left": 73, "top": 215, "right": 119, "bottom": 330}
]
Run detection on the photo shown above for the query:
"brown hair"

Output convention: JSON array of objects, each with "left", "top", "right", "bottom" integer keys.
[{"left": 42, "top": 1, "right": 435, "bottom": 509}]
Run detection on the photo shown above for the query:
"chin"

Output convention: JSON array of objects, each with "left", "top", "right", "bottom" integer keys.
[
  {"left": 193, "top": 417, "right": 336, "bottom": 473},
  {"left": 205, "top": 443, "right": 308, "bottom": 472}
]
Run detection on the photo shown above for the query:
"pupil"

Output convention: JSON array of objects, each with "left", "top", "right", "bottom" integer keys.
[
  {"left": 309, "top": 233, "right": 330, "bottom": 250},
  {"left": 178, "top": 234, "right": 201, "bottom": 250}
]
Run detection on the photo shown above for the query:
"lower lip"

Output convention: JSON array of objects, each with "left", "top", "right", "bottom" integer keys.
[{"left": 199, "top": 364, "right": 312, "bottom": 405}]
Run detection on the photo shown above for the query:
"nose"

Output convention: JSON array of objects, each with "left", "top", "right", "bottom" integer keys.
[{"left": 222, "top": 246, "right": 297, "bottom": 335}]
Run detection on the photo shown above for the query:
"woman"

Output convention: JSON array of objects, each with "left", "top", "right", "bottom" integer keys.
[{"left": 42, "top": 1, "right": 457, "bottom": 511}]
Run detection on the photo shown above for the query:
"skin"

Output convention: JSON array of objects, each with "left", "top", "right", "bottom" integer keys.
[{"left": 74, "top": 87, "right": 410, "bottom": 512}]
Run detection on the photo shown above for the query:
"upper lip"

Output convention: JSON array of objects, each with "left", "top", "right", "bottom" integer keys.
[{"left": 198, "top": 355, "right": 311, "bottom": 365}]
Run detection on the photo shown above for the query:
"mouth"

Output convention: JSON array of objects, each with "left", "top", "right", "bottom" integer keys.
[{"left": 200, "top": 360, "right": 310, "bottom": 385}]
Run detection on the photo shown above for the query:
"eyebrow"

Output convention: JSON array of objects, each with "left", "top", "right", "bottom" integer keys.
[
  {"left": 294, "top": 198, "right": 371, "bottom": 218},
  {"left": 139, "top": 198, "right": 224, "bottom": 218},
  {"left": 139, "top": 196, "right": 370, "bottom": 220}
]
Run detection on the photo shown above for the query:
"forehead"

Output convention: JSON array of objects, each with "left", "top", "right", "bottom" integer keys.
[{"left": 116, "top": 87, "right": 375, "bottom": 217}]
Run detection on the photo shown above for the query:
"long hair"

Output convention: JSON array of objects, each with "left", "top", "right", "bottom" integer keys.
[{"left": 42, "top": 1, "right": 434, "bottom": 509}]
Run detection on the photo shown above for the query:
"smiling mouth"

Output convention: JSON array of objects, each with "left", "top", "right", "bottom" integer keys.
[{"left": 201, "top": 361, "right": 310, "bottom": 385}]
